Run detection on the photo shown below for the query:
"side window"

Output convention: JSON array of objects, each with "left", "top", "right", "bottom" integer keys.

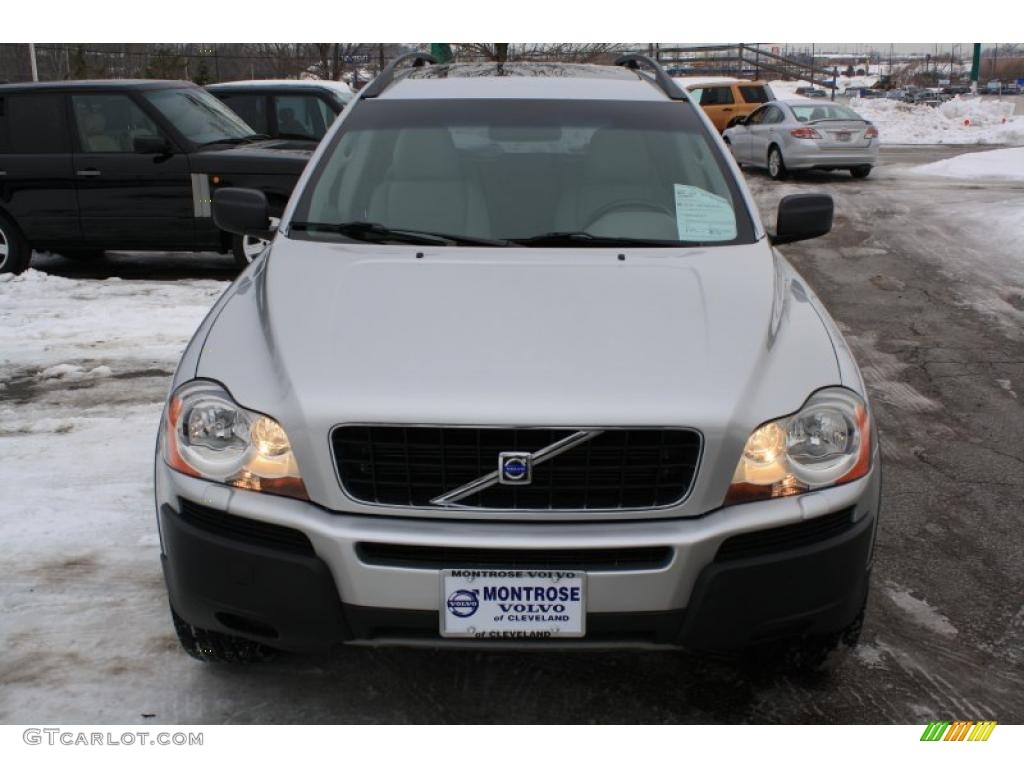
[
  {"left": 314, "top": 97, "right": 337, "bottom": 132},
  {"left": 274, "top": 94, "right": 328, "bottom": 140},
  {"left": 71, "top": 93, "right": 163, "bottom": 153},
  {"left": 218, "top": 93, "right": 268, "bottom": 134},
  {"left": 747, "top": 107, "right": 768, "bottom": 125},
  {"left": 700, "top": 87, "right": 735, "bottom": 106},
  {"left": 764, "top": 106, "right": 784, "bottom": 124},
  {"left": 738, "top": 86, "right": 769, "bottom": 104},
  {"left": 0, "top": 93, "right": 70, "bottom": 154}
]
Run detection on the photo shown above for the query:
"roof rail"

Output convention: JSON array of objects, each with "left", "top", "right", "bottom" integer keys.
[
  {"left": 614, "top": 54, "right": 688, "bottom": 101},
  {"left": 360, "top": 51, "right": 438, "bottom": 99}
]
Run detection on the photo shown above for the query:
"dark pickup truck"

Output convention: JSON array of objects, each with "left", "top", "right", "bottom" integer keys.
[{"left": 0, "top": 80, "right": 312, "bottom": 273}]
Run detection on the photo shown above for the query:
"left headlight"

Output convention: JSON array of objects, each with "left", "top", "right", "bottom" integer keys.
[
  {"left": 725, "top": 387, "right": 872, "bottom": 506},
  {"left": 161, "top": 379, "right": 309, "bottom": 500}
]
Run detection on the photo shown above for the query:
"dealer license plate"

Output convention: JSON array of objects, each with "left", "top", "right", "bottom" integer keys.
[{"left": 440, "top": 569, "right": 586, "bottom": 639}]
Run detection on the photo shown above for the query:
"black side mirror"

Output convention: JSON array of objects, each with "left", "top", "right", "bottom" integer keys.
[
  {"left": 133, "top": 136, "right": 171, "bottom": 155},
  {"left": 213, "top": 188, "right": 273, "bottom": 238},
  {"left": 770, "top": 194, "right": 833, "bottom": 245}
]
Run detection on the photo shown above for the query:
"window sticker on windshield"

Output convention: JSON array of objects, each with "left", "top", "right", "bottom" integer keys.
[{"left": 673, "top": 184, "right": 737, "bottom": 242}]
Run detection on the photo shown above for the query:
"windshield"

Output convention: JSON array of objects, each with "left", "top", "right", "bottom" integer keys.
[
  {"left": 791, "top": 103, "right": 864, "bottom": 122},
  {"left": 290, "top": 99, "right": 756, "bottom": 247},
  {"left": 142, "top": 87, "right": 254, "bottom": 146}
]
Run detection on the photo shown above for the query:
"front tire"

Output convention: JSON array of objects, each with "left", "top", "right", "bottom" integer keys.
[
  {"left": 171, "top": 606, "right": 277, "bottom": 664},
  {"left": 767, "top": 145, "right": 788, "bottom": 180},
  {"left": 850, "top": 165, "right": 873, "bottom": 179},
  {"left": 0, "top": 211, "right": 32, "bottom": 274}
]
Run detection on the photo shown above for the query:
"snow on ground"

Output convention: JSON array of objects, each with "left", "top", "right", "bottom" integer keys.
[
  {"left": 768, "top": 77, "right": 877, "bottom": 98},
  {"left": 884, "top": 586, "right": 959, "bottom": 638},
  {"left": 0, "top": 269, "right": 231, "bottom": 722},
  {"left": 849, "top": 96, "right": 1024, "bottom": 145},
  {"left": 912, "top": 145, "right": 1024, "bottom": 180},
  {"left": 0, "top": 269, "right": 226, "bottom": 370}
]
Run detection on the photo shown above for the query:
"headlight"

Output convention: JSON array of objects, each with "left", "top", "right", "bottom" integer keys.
[
  {"left": 725, "top": 387, "right": 872, "bottom": 506},
  {"left": 162, "top": 380, "right": 308, "bottom": 500}
]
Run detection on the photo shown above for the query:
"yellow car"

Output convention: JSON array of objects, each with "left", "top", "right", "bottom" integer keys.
[{"left": 680, "top": 78, "right": 774, "bottom": 133}]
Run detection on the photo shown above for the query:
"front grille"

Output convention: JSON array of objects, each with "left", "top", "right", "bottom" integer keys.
[
  {"left": 356, "top": 542, "right": 674, "bottom": 572},
  {"left": 714, "top": 507, "right": 856, "bottom": 562},
  {"left": 332, "top": 426, "right": 702, "bottom": 510},
  {"left": 178, "top": 498, "right": 315, "bottom": 555}
]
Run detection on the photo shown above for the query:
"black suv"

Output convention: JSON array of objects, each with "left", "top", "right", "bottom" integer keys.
[{"left": 0, "top": 80, "right": 312, "bottom": 273}]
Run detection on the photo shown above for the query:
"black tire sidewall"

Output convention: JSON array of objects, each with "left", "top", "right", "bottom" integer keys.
[{"left": 0, "top": 212, "right": 31, "bottom": 274}]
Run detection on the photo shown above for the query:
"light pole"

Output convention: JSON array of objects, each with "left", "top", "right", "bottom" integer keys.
[{"left": 28, "top": 43, "right": 39, "bottom": 81}]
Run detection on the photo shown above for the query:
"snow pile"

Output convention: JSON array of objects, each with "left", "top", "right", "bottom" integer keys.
[
  {"left": 768, "top": 77, "right": 879, "bottom": 98},
  {"left": 913, "top": 146, "right": 1024, "bottom": 180},
  {"left": 849, "top": 96, "right": 1024, "bottom": 145},
  {"left": 0, "top": 269, "right": 227, "bottom": 370}
]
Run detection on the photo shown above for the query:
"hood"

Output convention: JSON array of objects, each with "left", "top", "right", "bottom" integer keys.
[
  {"left": 190, "top": 141, "right": 312, "bottom": 174},
  {"left": 199, "top": 238, "right": 840, "bottom": 432}
]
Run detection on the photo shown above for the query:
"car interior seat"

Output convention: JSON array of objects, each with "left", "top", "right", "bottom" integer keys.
[
  {"left": 78, "top": 111, "right": 120, "bottom": 153},
  {"left": 367, "top": 129, "right": 490, "bottom": 237},
  {"left": 555, "top": 128, "right": 663, "bottom": 232}
]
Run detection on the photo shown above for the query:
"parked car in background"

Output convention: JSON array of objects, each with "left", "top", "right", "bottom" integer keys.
[
  {"left": 679, "top": 78, "right": 774, "bottom": 132},
  {"left": 0, "top": 80, "right": 313, "bottom": 273},
  {"left": 794, "top": 86, "right": 827, "bottom": 98},
  {"left": 723, "top": 99, "right": 878, "bottom": 179},
  {"left": 207, "top": 80, "right": 353, "bottom": 146},
  {"left": 159, "top": 54, "right": 880, "bottom": 667},
  {"left": 942, "top": 84, "right": 971, "bottom": 95}
]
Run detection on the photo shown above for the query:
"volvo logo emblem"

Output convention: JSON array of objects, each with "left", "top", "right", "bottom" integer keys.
[{"left": 498, "top": 451, "right": 533, "bottom": 485}]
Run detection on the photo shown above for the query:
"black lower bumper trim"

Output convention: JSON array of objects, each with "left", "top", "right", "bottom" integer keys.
[{"left": 159, "top": 501, "right": 875, "bottom": 653}]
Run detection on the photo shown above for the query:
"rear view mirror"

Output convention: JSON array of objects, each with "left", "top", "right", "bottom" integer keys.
[
  {"left": 213, "top": 188, "right": 273, "bottom": 238},
  {"left": 133, "top": 136, "right": 171, "bottom": 155},
  {"left": 770, "top": 194, "right": 833, "bottom": 245}
]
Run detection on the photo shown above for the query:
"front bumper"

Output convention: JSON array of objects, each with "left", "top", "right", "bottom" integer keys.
[{"left": 156, "top": 462, "right": 880, "bottom": 651}]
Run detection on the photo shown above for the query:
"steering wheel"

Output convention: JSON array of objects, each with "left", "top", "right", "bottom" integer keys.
[{"left": 582, "top": 198, "right": 675, "bottom": 232}]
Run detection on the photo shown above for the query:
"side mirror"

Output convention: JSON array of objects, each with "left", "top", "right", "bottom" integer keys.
[
  {"left": 770, "top": 194, "right": 833, "bottom": 245},
  {"left": 213, "top": 188, "right": 273, "bottom": 238},
  {"left": 133, "top": 136, "right": 171, "bottom": 155}
]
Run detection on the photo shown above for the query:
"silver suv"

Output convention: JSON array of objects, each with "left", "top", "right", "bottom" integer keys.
[{"left": 156, "top": 54, "right": 881, "bottom": 666}]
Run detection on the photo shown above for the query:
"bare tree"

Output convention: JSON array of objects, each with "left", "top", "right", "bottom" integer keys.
[{"left": 453, "top": 43, "right": 622, "bottom": 64}]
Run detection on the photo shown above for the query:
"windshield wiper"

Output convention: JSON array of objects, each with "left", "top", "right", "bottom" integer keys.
[
  {"left": 289, "top": 221, "right": 510, "bottom": 247},
  {"left": 510, "top": 231, "right": 703, "bottom": 248}
]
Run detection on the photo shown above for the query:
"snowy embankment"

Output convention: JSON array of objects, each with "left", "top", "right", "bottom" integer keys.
[
  {"left": 849, "top": 97, "right": 1024, "bottom": 145},
  {"left": 912, "top": 146, "right": 1024, "bottom": 180},
  {"left": 767, "top": 80, "right": 1024, "bottom": 145}
]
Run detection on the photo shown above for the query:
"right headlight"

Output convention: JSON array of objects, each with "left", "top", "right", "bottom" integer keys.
[
  {"left": 161, "top": 379, "right": 308, "bottom": 500},
  {"left": 725, "top": 387, "right": 872, "bottom": 506}
]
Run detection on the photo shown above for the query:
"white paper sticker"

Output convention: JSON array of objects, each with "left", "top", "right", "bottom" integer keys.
[{"left": 673, "top": 184, "right": 737, "bottom": 242}]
